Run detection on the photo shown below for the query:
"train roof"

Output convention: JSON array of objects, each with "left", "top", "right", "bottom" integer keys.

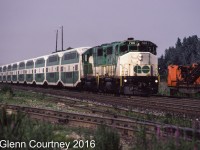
[
  {"left": 94, "top": 38, "right": 157, "bottom": 48},
  {"left": 0, "top": 47, "right": 90, "bottom": 68}
]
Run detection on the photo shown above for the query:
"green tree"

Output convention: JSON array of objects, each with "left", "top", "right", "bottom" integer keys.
[{"left": 158, "top": 35, "right": 200, "bottom": 79}]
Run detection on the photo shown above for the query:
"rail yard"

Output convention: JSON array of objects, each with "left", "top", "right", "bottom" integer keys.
[
  {"left": 1, "top": 84, "right": 200, "bottom": 142},
  {"left": 3, "top": 83, "right": 200, "bottom": 119}
]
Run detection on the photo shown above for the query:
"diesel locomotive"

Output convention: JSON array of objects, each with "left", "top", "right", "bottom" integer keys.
[
  {"left": 81, "top": 38, "right": 159, "bottom": 95},
  {"left": 0, "top": 38, "right": 159, "bottom": 95}
]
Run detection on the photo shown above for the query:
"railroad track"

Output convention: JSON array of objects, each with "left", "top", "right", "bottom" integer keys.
[
  {"left": 1, "top": 103, "right": 155, "bottom": 137},
  {"left": 1, "top": 103, "right": 200, "bottom": 141},
  {"left": 1, "top": 83, "right": 200, "bottom": 140},
  {"left": 1, "top": 83, "right": 200, "bottom": 118}
]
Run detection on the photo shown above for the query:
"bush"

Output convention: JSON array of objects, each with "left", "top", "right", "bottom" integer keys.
[
  {"left": 132, "top": 125, "right": 200, "bottom": 150},
  {"left": 94, "top": 125, "right": 121, "bottom": 150},
  {"left": 0, "top": 106, "right": 26, "bottom": 141},
  {"left": 0, "top": 85, "right": 14, "bottom": 98},
  {"left": 133, "top": 126, "right": 148, "bottom": 150},
  {"left": 0, "top": 106, "right": 58, "bottom": 150}
]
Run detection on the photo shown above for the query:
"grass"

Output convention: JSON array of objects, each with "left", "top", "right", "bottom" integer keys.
[
  {"left": 131, "top": 125, "right": 200, "bottom": 150},
  {"left": 1, "top": 85, "right": 199, "bottom": 149},
  {"left": 0, "top": 85, "right": 193, "bottom": 128},
  {"left": 124, "top": 110, "right": 192, "bottom": 128},
  {"left": 0, "top": 106, "right": 96, "bottom": 150},
  {"left": 0, "top": 89, "right": 60, "bottom": 110},
  {"left": 158, "top": 81, "right": 200, "bottom": 98}
]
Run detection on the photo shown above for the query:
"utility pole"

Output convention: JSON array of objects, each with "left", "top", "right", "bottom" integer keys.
[
  {"left": 55, "top": 30, "right": 58, "bottom": 52},
  {"left": 61, "top": 26, "right": 63, "bottom": 51}
]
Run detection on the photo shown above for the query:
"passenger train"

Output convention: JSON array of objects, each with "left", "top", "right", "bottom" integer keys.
[
  {"left": 0, "top": 38, "right": 159, "bottom": 95},
  {"left": 0, "top": 47, "right": 90, "bottom": 88}
]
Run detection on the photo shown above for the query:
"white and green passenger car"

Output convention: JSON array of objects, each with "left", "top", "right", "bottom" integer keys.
[{"left": 0, "top": 47, "right": 90, "bottom": 87}]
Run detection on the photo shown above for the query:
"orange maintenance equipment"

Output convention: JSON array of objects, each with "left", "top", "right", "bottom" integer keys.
[
  {"left": 168, "top": 65, "right": 179, "bottom": 87},
  {"left": 168, "top": 63, "right": 200, "bottom": 95}
]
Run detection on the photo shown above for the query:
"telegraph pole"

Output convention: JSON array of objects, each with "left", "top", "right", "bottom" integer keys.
[
  {"left": 55, "top": 30, "right": 58, "bottom": 52},
  {"left": 61, "top": 26, "right": 63, "bottom": 51}
]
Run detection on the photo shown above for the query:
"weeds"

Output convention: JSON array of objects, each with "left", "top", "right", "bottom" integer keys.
[
  {"left": 94, "top": 125, "right": 122, "bottom": 150},
  {"left": 132, "top": 125, "right": 200, "bottom": 150},
  {"left": 0, "top": 85, "right": 14, "bottom": 100}
]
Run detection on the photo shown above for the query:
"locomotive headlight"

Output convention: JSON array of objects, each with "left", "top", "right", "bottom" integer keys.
[
  {"left": 138, "top": 54, "right": 143, "bottom": 61},
  {"left": 155, "top": 79, "right": 158, "bottom": 83},
  {"left": 124, "top": 79, "right": 127, "bottom": 82}
]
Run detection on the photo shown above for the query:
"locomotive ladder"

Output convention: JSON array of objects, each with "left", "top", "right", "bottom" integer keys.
[{"left": 186, "top": 64, "right": 200, "bottom": 84}]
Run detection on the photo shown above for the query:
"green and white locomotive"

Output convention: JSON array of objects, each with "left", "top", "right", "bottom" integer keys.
[{"left": 81, "top": 38, "right": 159, "bottom": 95}]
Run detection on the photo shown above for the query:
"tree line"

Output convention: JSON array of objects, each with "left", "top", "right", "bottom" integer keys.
[{"left": 158, "top": 35, "right": 200, "bottom": 78}]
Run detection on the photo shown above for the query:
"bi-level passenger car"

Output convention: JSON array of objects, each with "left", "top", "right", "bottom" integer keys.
[{"left": 0, "top": 47, "right": 90, "bottom": 87}]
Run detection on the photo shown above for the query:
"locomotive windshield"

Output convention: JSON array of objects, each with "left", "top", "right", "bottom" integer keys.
[
  {"left": 120, "top": 45, "right": 128, "bottom": 53},
  {"left": 119, "top": 40, "right": 157, "bottom": 55},
  {"left": 106, "top": 46, "right": 112, "bottom": 55},
  {"left": 97, "top": 48, "right": 103, "bottom": 56},
  {"left": 138, "top": 41, "right": 157, "bottom": 55}
]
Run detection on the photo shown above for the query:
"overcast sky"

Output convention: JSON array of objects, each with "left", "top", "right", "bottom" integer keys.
[{"left": 0, "top": 0, "right": 200, "bottom": 65}]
